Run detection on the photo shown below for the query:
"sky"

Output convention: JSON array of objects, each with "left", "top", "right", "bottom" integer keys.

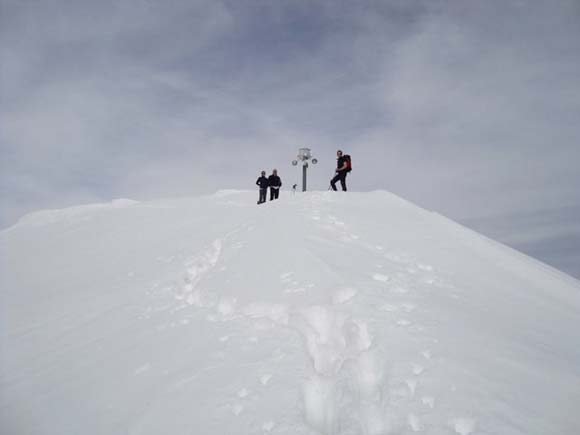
[{"left": 1, "top": 0, "right": 579, "bottom": 278}]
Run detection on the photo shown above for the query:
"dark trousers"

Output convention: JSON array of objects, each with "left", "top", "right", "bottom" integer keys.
[
  {"left": 331, "top": 171, "right": 347, "bottom": 191},
  {"left": 270, "top": 187, "right": 280, "bottom": 201},
  {"left": 258, "top": 188, "right": 267, "bottom": 204}
]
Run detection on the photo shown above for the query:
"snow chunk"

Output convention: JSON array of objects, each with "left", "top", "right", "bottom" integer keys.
[
  {"left": 332, "top": 287, "right": 358, "bottom": 304},
  {"left": 450, "top": 418, "right": 476, "bottom": 435},
  {"left": 133, "top": 363, "right": 151, "bottom": 375},
  {"left": 408, "top": 413, "right": 422, "bottom": 432},
  {"left": 260, "top": 374, "right": 272, "bottom": 386},
  {"left": 261, "top": 421, "right": 275, "bottom": 431},
  {"left": 372, "top": 273, "right": 390, "bottom": 283}
]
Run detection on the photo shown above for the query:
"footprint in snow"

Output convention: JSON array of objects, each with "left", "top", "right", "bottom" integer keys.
[
  {"left": 408, "top": 413, "right": 422, "bottom": 432},
  {"left": 396, "top": 319, "right": 412, "bottom": 327},
  {"left": 302, "top": 376, "right": 338, "bottom": 435},
  {"left": 232, "top": 403, "right": 244, "bottom": 416},
  {"left": 352, "top": 349, "right": 385, "bottom": 400},
  {"left": 422, "top": 396, "right": 435, "bottom": 408},
  {"left": 417, "top": 263, "right": 434, "bottom": 272},
  {"left": 405, "top": 379, "right": 418, "bottom": 397},
  {"left": 421, "top": 350, "right": 432, "bottom": 360},
  {"left": 412, "top": 364, "right": 425, "bottom": 375}
]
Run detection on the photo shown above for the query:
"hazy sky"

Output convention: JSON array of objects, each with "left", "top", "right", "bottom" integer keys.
[{"left": 1, "top": 0, "right": 579, "bottom": 277}]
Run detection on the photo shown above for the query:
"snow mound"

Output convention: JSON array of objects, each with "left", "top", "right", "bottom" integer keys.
[
  {"left": 1, "top": 190, "right": 579, "bottom": 435},
  {"left": 12, "top": 198, "right": 140, "bottom": 228}
]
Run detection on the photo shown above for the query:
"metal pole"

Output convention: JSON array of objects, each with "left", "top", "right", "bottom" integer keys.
[{"left": 302, "top": 163, "right": 307, "bottom": 192}]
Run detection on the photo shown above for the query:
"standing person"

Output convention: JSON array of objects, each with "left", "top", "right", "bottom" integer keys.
[
  {"left": 330, "top": 150, "right": 350, "bottom": 191},
  {"left": 268, "top": 169, "right": 282, "bottom": 201},
  {"left": 256, "top": 171, "right": 269, "bottom": 204}
]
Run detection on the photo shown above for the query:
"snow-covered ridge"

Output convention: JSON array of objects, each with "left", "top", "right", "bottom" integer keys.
[
  {"left": 1, "top": 191, "right": 579, "bottom": 435},
  {"left": 11, "top": 198, "right": 140, "bottom": 229}
]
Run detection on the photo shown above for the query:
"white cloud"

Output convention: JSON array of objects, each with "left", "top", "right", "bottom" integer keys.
[{"left": 1, "top": 0, "right": 579, "bottom": 277}]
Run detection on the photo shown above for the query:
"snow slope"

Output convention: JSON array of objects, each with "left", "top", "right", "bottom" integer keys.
[{"left": 1, "top": 190, "right": 579, "bottom": 435}]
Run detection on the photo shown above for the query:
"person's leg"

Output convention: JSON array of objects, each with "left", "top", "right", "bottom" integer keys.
[
  {"left": 330, "top": 174, "right": 340, "bottom": 191},
  {"left": 274, "top": 189, "right": 279, "bottom": 200},
  {"left": 260, "top": 189, "right": 266, "bottom": 203},
  {"left": 270, "top": 189, "right": 274, "bottom": 201},
  {"left": 340, "top": 173, "right": 347, "bottom": 191}
]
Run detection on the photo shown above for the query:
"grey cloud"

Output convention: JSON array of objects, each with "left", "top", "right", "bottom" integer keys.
[{"left": 1, "top": 0, "right": 579, "bottom": 278}]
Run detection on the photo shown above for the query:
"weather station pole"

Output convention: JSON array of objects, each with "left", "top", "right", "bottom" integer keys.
[{"left": 292, "top": 148, "right": 318, "bottom": 192}]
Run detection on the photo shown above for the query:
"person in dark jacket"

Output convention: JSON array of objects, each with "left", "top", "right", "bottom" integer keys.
[
  {"left": 330, "top": 149, "right": 348, "bottom": 191},
  {"left": 268, "top": 169, "right": 282, "bottom": 201},
  {"left": 256, "top": 171, "right": 269, "bottom": 204}
]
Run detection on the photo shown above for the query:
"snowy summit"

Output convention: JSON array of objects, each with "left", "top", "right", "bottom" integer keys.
[{"left": 1, "top": 190, "right": 579, "bottom": 434}]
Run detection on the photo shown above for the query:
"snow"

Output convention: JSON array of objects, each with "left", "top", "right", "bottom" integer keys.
[{"left": 1, "top": 190, "right": 580, "bottom": 435}]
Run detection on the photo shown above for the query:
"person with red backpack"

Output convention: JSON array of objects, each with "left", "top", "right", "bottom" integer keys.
[{"left": 330, "top": 150, "right": 351, "bottom": 191}]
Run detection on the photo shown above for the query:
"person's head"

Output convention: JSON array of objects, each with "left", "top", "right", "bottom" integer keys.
[
  {"left": 261, "top": 171, "right": 266, "bottom": 176},
  {"left": 337, "top": 150, "right": 343, "bottom": 157},
  {"left": 272, "top": 169, "right": 278, "bottom": 175}
]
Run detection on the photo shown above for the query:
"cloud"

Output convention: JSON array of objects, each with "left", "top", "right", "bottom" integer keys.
[
  {"left": 1, "top": 0, "right": 579, "bottom": 277},
  {"left": 355, "top": 1, "right": 580, "bottom": 217}
]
